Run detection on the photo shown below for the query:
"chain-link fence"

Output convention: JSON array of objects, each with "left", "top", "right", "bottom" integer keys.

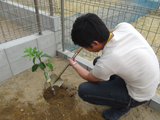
[
  {"left": 1, "top": 0, "right": 160, "bottom": 62},
  {"left": 0, "top": 0, "right": 61, "bottom": 43},
  {"left": 0, "top": 0, "right": 160, "bottom": 61},
  {"left": 63, "top": 0, "right": 160, "bottom": 63}
]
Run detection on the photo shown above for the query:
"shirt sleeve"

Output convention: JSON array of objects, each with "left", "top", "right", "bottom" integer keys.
[{"left": 92, "top": 62, "right": 114, "bottom": 81}]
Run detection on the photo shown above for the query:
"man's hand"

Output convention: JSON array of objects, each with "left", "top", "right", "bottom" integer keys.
[
  {"left": 68, "top": 58, "right": 76, "bottom": 66},
  {"left": 68, "top": 58, "right": 101, "bottom": 82}
]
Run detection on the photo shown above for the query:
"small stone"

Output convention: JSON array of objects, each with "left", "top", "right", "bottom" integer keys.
[
  {"left": 57, "top": 104, "right": 59, "bottom": 106},
  {"left": 63, "top": 114, "right": 65, "bottom": 116},
  {"left": 20, "top": 109, "right": 24, "bottom": 112}
]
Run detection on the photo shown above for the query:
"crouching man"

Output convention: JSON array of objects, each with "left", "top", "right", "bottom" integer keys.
[{"left": 68, "top": 13, "right": 160, "bottom": 120}]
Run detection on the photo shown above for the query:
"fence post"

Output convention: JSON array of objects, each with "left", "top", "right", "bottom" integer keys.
[
  {"left": 34, "top": 0, "right": 42, "bottom": 35},
  {"left": 61, "top": 0, "right": 65, "bottom": 51},
  {"left": 157, "top": 1, "right": 160, "bottom": 10},
  {"left": 49, "top": 0, "right": 53, "bottom": 16},
  {"left": 0, "top": 21, "right": 6, "bottom": 42}
]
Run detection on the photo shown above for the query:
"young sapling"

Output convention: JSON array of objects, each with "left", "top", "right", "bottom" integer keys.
[
  {"left": 22, "top": 47, "right": 53, "bottom": 72},
  {"left": 22, "top": 47, "right": 55, "bottom": 95}
]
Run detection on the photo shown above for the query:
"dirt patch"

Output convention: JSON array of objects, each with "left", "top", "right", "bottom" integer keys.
[
  {"left": 0, "top": 56, "right": 160, "bottom": 120},
  {"left": 42, "top": 86, "right": 104, "bottom": 120}
]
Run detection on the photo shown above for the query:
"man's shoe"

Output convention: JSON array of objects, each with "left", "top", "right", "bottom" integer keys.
[{"left": 102, "top": 108, "right": 130, "bottom": 120}]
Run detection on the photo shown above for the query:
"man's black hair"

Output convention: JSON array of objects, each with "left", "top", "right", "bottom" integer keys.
[{"left": 71, "top": 13, "right": 110, "bottom": 48}]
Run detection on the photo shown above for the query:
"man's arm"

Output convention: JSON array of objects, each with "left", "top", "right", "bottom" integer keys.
[{"left": 69, "top": 59, "right": 101, "bottom": 82}]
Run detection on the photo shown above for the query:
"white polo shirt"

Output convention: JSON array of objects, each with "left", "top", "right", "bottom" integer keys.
[{"left": 93, "top": 22, "right": 160, "bottom": 102}]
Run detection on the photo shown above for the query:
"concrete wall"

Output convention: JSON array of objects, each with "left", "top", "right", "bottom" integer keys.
[
  {"left": 0, "top": 30, "right": 59, "bottom": 83},
  {"left": 0, "top": 1, "right": 62, "bottom": 83}
]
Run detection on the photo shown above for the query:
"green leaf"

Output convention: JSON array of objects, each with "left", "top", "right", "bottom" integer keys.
[
  {"left": 33, "top": 47, "right": 37, "bottom": 53},
  {"left": 41, "top": 54, "right": 52, "bottom": 58},
  {"left": 33, "top": 57, "right": 36, "bottom": 64},
  {"left": 32, "top": 64, "right": 39, "bottom": 72},
  {"left": 48, "top": 60, "right": 51, "bottom": 63},
  {"left": 36, "top": 52, "right": 39, "bottom": 57},
  {"left": 48, "top": 60, "right": 54, "bottom": 65},
  {"left": 29, "top": 54, "right": 34, "bottom": 58},
  {"left": 39, "top": 62, "right": 46, "bottom": 70},
  {"left": 22, "top": 54, "right": 30, "bottom": 57},
  {"left": 46, "top": 63, "right": 53, "bottom": 71},
  {"left": 39, "top": 51, "right": 43, "bottom": 56},
  {"left": 29, "top": 47, "right": 32, "bottom": 52},
  {"left": 23, "top": 51, "right": 29, "bottom": 53},
  {"left": 24, "top": 47, "right": 30, "bottom": 53}
]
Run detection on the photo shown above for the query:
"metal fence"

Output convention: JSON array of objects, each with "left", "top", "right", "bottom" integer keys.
[
  {"left": 0, "top": 0, "right": 61, "bottom": 43},
  {"left": 63, "top": 0, "right": 160, "bottom": 62},
  {"left": 0, "top": 0, "right": 160, "bottom": 63}
]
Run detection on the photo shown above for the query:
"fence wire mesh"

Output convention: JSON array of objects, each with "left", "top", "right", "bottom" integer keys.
[
  {"left": 0, "top": 0, "right": 61, "bottom": 43},
  {"left": 63, "top": 0, "right": 160, "bottom": 62}
]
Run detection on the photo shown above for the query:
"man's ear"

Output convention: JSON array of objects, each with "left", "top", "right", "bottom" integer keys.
[{"left": 92, "top": 41, "right": 100, "bottom": 47}]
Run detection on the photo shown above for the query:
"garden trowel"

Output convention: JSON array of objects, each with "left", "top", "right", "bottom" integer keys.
[{"left": 44, "top": 47, "right": 83, "bottom": 95}]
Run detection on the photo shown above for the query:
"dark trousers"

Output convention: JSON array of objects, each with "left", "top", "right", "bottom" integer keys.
[{"left": 78, "top": 57, "right": 146, "bottom": 110}]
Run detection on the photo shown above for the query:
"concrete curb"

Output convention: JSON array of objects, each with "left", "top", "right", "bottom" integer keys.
[{"left": 57, "top": 49, "right": 160, "bottom": 113}]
